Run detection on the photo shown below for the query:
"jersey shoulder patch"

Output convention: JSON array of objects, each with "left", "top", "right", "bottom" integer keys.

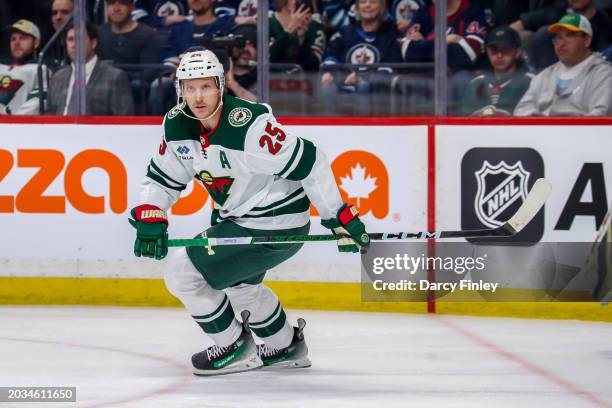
[
  {"left": 163, "top": 103, "right": 201, "bottom": 143},
  {"left": 223, "top": 95, "right": 270, "bottom": 122}
]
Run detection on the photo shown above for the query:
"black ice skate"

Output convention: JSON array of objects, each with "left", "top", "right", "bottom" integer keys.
[
  {"left": 257, "top": 318, "right": 311, "bottom": 368},
  {"left": 192, "top": 310, "right": 263, "bottom": 376}
]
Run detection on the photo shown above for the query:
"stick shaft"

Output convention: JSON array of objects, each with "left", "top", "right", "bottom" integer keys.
[
  {"left": 168, "top": 178, "right": 551, "bottom": 248},
  {"left": 167, "top": 224, "right": 514, "bottom": 247}
]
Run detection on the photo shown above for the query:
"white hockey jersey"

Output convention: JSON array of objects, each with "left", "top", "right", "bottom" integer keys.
[
  {"left": 139, "top": 95, "right": 344, "bottom": 230},
  {"left": 0, "top": 60, "right": 47, "bottom": 115}
]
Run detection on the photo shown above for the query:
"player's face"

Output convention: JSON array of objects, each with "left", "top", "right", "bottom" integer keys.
[
  {"left": 10, "top": 32, "right": 38, "bottom": 63},
  {"left": 66, "top": 28, "right": 97, "bottom": 62},
  {"left": 52, "top": 0, "right": 74, "bottom": 31},
  {"left": 182, "top": 77, "right": 221, "bottom": 119},
  {"left": 552, "top": 27, "right": 591, "bottom": 66},
  {"left": 106, "top": 0, "right": 134, "bottom": 25},
  {"left": 486, "top": 45, "right": 520, "bottom": 73}
]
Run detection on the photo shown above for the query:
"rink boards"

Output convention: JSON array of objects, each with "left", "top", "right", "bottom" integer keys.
[{"left": 0, "top": 116, "right": 611, "bottom": 321}]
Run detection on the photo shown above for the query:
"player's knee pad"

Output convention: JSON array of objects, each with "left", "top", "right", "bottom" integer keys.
[{"left": 164, "top": 247, "right": 205, "bottom": 297}]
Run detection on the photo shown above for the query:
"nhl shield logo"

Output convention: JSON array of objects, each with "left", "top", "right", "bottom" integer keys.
[{"left": 474, "top": 160, "right": 530, "bottom": 228}]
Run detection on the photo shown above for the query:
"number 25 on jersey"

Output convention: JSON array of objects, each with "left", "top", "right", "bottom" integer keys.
[{"left": 259, "top": 123, "right": 286, "bottom": 155}]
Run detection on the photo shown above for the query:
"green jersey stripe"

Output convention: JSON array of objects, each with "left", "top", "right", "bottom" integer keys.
[
  {"left": 146, "top": 167, "right": 185, "bottom": 192},
  {"left": 241, "top": 195, "right": 310, "bottom": 219},
  {"left": 286, "top": 138, "right": 316, "bottom": 181},
  {"left": 150, "top": 159, "right": 186, "bottom": 188},
  {"left": 277, "top": 137, "right": 303, "bottom": 178},
  {"left": 249, "top": 187, "right": 305, "bottom": 212}
]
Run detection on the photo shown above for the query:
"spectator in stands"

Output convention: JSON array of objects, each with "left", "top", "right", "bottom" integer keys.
[
  {"left": 160, "top": 0, "right": 235, "bottom": 68},
  {"left": 225, "top": 24, "right": 257, "bottom": 101},
  {"left": 528, "top": 0, "right": 612, "bottom": 70},
  {"left": 320, "top": 0, "right": 354, "bottom": 37},
  {"left": 45, "top": 0, "right": 74, "bottom": 72},
  {"left": 52, "top": 0, "right": 73, "bottom": 31},
  {"left": 157, "top": 0, "right": 257, "bottom": 26},
  {"left": 98, "top": 0, "right": 162, "bottom": 70},
  {"left": 150, "top": 23, "right": 256, "bottom": 113},
  {"left": 133, "top": 0, "right": 188, "bottom": 28},
  {"left": 390, "top": 0, "right": 423, "bottom": 34},
  {"left": 47, "top": 22, "right": 134, "bottom": 115},
  {"left": 0, "top": 20, "right": 47, "bottom": 115},
  {"left": 402, "top": 0, "right": 487, "bottom": 70},
  {"left": 476, "top": 0, "right": 531, "bottom": 27},
  {"left": 515, "top": 14, "right": 612, "bottom": 115},
  {"left": 270, "top": 0, "right": 327, "bottom": 72},
  {"left": 321, "top": 0, "right": 402, "bottom": 93},
  {"left": 97, "top": 0, "right": 162, "bottom": 113},
  {"left": 148, "top": 0, "right": 235, "bottom": 114},
  {"left": 215, "top": 0, "right": 257, "bottom": 25},
  {"left": 509, "top": 0, "right": 565, "bottom": 43},
  {"left": 233, "top": 0, "right": 258, "bottom": 25},
  {"left": 462, "top": 26, "right": 533, "bottom": 115}
]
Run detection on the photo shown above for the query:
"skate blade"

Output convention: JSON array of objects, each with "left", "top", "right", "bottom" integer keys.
[
  {"left": 263, "top": 357, "right": 312, "bottom": 369},
  {"left": 193, "top": 354, "right": 263, "bottom": 376}
]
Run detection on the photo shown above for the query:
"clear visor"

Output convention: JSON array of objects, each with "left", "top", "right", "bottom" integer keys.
[{"left": 180, "top": 78, "right": 220, "bottom": 97}]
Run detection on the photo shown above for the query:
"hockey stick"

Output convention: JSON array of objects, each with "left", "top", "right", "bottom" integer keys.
[{"left": 168, "top": 178, "right": 551, "bottom": 248}]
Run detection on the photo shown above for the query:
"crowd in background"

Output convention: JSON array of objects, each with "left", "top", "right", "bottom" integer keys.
[{"left": 1, "top": 0, "right": 612, "bottom": 116}]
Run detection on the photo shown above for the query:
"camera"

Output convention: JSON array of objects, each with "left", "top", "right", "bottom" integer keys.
[{"left": 202, "top": 34, "right": 247, "bottom": 72}]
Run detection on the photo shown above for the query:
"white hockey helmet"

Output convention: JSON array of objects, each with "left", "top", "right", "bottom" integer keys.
[{"left": 175, "top": 49, "right": 225, "bottom": 99}]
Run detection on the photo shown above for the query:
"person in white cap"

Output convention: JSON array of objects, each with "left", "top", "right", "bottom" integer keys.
[
  {"left": 514, "top": 13, "right": 612, "bottom": 116},
  {"left": 0, "top": 19, "right": 48, "bottom": 115}
]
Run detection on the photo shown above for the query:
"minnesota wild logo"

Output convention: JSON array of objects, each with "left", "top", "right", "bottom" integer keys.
[
  {"left": 198, "top": 170, "right": 234, "bottom": 206},
  {"left": 167, "top": 102, "right": 186, "bottom": 119},
  {"left": 228, "top": 107, "right": 252, "bottom": 127},
  {"left": 0, "top": 75, "right": 24, "bottom": 105}
]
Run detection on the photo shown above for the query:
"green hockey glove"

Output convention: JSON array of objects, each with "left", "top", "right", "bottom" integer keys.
[
  {"left": 321, "top": 204, "right": 370, "bottom": 253},
  {"left": 128, "top": 205, "right": 169, "bottom": 260}
]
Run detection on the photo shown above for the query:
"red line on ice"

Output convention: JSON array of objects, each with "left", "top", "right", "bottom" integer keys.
[
  {"left": 435, "top": 318, "right": 612, "bottom": 408},
  {"left": 0, "top": 336, "right": 194, "bottom": 408}
]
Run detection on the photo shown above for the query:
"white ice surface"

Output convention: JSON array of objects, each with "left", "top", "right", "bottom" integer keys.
[{"left": 0, "top": 306, "right": 611, "bottom": 408}]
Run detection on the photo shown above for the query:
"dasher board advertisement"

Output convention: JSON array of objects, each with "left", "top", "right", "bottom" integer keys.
[{"left": 0, "top": 122, "right": 427, "bottom": 281}]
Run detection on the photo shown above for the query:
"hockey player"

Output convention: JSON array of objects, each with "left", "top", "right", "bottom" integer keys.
[
  {"left": 0, "top": 20, "right": 47, "bottom": 115},
  {"left": 129, "top": 48, "right": 369, "bottom": 375}
]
